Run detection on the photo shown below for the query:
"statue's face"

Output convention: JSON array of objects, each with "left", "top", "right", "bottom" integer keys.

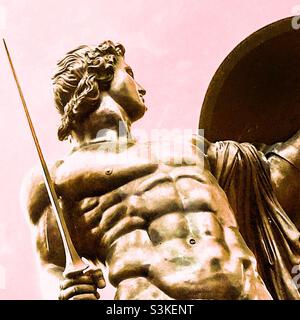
[{"left": 108, "top": 57, "right": 147, "bottom": 122}]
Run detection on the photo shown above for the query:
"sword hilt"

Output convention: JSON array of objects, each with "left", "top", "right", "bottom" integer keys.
[{"left": 63, "top": 257, "right": 89, "bottom": 278}]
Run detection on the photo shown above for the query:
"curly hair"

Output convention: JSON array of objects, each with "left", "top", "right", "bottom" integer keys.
[{"left": 52, "top": 40, "right": 125, "bottom": 141}]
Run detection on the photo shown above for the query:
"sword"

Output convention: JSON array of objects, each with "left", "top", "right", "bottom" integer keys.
[{"left": 3, "top": 39, "right": 88, "bottom": 278}]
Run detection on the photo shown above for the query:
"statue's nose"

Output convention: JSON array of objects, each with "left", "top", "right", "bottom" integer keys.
[{"left": 137, "top": 83, "right": 146, "bottom": 96}]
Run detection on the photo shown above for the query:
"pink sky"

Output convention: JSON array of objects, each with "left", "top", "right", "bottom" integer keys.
[{"left": 0, "top": 0, "right": 298, "bottom": 299}]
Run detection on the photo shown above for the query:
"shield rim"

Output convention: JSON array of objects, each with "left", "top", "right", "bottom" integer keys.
[{"left": 199, "top": 16, "right": 296, "bottom": 143}]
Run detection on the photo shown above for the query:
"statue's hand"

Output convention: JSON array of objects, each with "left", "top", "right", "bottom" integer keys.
[{"left": 58, "top": 267, "right": 106, "bottom": 300}]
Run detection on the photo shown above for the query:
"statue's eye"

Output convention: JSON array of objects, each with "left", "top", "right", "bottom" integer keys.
[{"left": 126, "top": 67, "right": 134, "bottom": 78}]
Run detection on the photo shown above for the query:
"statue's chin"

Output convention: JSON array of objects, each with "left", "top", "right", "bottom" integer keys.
[{"left": 128, "top": 105, "right": 146, "bottom": 123}]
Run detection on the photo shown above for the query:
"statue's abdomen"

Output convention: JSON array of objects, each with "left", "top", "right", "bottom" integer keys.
[{"left": 106, "top": 168, "right": 261, "bottom": 299}]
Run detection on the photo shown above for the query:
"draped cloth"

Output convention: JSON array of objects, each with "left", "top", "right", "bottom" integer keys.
[{"left": 210, "top": 141, "right": 300, "bottom": 299}]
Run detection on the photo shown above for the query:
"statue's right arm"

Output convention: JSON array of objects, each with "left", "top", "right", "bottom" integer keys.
[
  {"left": 21, "top": 166, "right": 66, "bottom": 271},
  {"left": 21, "top": 167, "right": 104, "bottom": 300},
  {"left": 20, "top": 166, "right": 64, "bottom": 298}
]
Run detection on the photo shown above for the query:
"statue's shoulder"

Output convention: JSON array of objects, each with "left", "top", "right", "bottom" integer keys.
[
  {"left": 137, "top": 133, "right": 210, "bottom": 167},
  {"left": 21, "top": 159, "right": 64, "bottom": 225}
]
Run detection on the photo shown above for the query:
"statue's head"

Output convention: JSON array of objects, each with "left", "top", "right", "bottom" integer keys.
[{"left": 53, "top": 40, "right": 146, "bottom": 141}]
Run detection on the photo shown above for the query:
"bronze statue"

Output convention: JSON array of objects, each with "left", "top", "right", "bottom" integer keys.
[{"left": 19, "top": 24, "right": 300, "bottom": 300}]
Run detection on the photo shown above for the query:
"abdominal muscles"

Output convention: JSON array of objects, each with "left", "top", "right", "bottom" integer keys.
[
  {"left": 105, "top": 175, "right": 269, "bottom": 300},
  {"left": 108, "top": 210, "right": 256, "bottom": 300}
]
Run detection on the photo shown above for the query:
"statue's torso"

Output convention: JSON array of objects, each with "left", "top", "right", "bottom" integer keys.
[{"left": 53, "top": 137, "right": 271, "bottom": 299}]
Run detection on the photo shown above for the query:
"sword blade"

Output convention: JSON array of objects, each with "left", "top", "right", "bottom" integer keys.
[{"left": 3, "top": 39, "right": 88, "bottom": 277}]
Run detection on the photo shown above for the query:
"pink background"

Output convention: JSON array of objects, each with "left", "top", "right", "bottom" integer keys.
[{"left": 0, "top": 0, "right": 298, "bottom": 299}]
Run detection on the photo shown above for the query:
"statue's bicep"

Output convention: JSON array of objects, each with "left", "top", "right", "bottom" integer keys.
[{"left": 35, "top": 205, "right": 65, "bottom": 268}]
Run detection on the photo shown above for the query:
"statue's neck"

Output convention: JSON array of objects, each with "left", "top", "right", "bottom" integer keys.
[{"left": 70, "top": 94, "right": 133, "bottom": 147}]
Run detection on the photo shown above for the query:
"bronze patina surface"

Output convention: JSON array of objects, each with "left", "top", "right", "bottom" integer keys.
[{"left": 19, "top": 22, "right": 300, "bottom": 300}]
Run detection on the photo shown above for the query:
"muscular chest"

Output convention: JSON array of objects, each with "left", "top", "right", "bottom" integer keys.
[
  {"left": 54, "top": 139, "right": 237, "bottom": 263},
  {"left": 54, "top": 138, "right": 207, "bottom": 201}
]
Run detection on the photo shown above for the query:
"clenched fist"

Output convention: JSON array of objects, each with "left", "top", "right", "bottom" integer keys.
[{"left": 58, "top": 267, "right": 106, "bottom": 300}]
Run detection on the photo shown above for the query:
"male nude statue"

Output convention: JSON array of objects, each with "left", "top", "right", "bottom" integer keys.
[{"left": 22, "top": 41, "right": 300, "bottom": 300}]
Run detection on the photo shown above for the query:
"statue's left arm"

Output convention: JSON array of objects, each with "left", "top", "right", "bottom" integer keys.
[{"left": 266, "top": 129, "right": 300, "bottom": 229}]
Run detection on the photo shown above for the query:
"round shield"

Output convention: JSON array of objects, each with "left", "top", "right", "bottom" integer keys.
[{"left": 199, "top": 17, "right": 300, "bottom": 144}]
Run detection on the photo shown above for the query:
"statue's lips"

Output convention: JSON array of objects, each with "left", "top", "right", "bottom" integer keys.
[{"left": 139, "top": 95, "right": 145, "bottom": 103}]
